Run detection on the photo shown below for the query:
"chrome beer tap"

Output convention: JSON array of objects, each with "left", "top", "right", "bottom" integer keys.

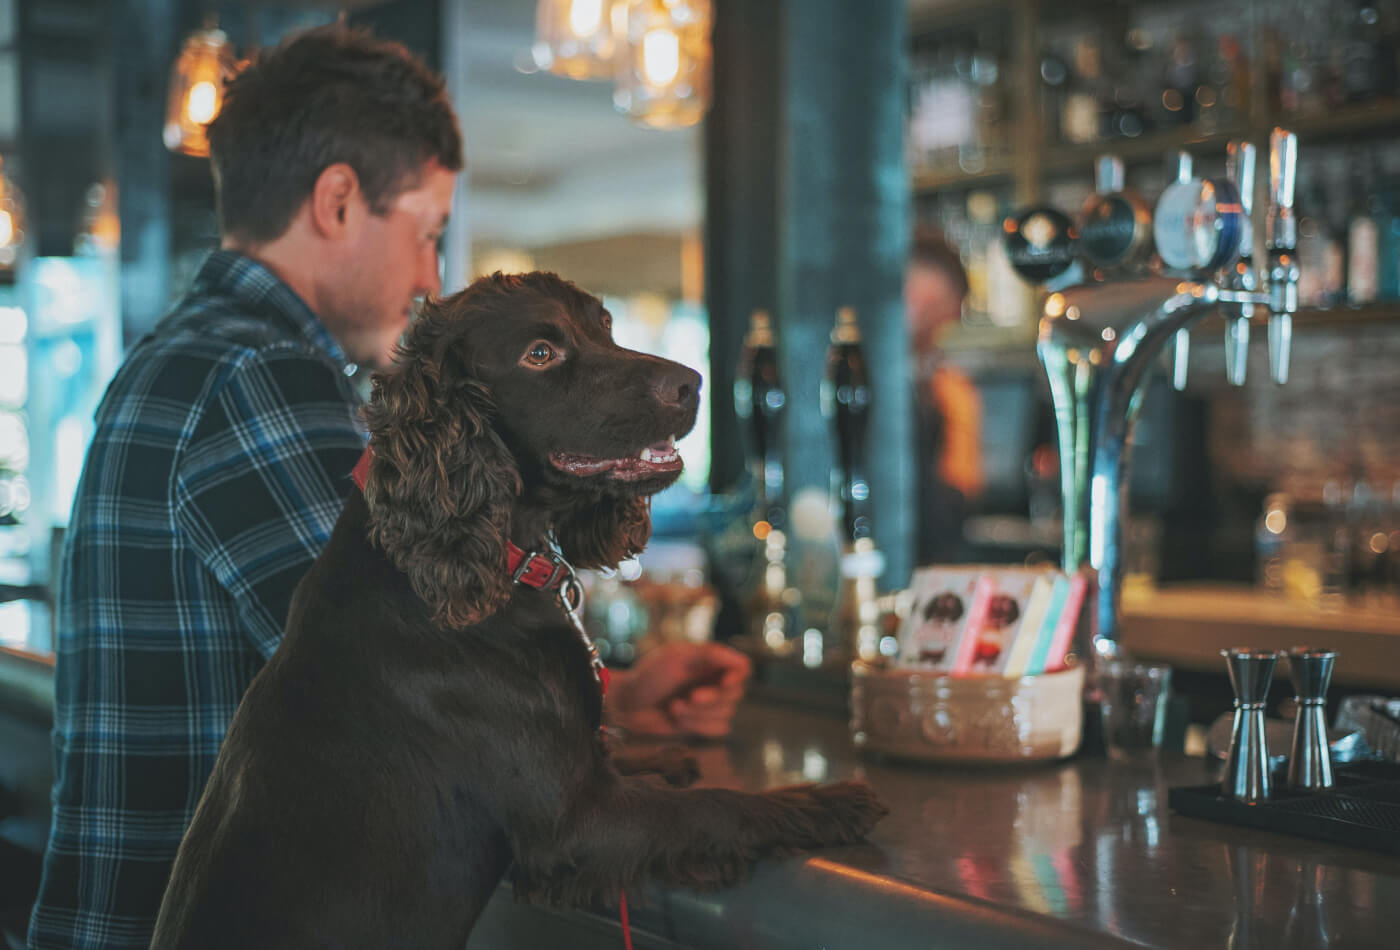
[
  {"left": 1266, "top": 129, "right": 1299, "bottom": 385},
  {"left": 1223, "top": 142, "right": 1257, "bottom": 386},
  {"left": 1030, "top": 130, "right": 1299, "bottom": 659}
]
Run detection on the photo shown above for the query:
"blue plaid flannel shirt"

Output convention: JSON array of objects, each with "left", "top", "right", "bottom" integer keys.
[{"left": 28, "top": 250, "right": 368, "bottom": 949}]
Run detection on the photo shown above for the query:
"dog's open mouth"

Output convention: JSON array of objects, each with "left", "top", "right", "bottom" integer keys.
[{"left": 549, "top": 436, "right": 682, "bottom": 481}]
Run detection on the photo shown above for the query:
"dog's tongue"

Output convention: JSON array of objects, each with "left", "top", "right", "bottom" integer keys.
[{"left": 550, "top": 437, "right": 681, "bottom": 480}]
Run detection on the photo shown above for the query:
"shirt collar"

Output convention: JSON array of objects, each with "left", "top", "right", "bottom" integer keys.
[{"left": 190, "top": 249, "right": 358, "bottom": 376}]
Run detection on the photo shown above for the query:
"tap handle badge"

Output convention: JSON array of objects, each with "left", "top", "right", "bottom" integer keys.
[
  {"left": 1004, "top": 207, "right": 1078, "bottom": 285},
  {"left": 1153, "top": 173, "right": 1244, "bottom": 274},
  {"left": 1080, "top": 155, "right": 1153, "bottom": 273}
]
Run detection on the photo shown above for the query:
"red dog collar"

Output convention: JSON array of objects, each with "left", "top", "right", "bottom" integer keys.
[
  {"left": 506, "top": 544, "right": 572, "bottom": 592},
  {"left": 351, "top": 446, "right": 372, "bottom": 492}
]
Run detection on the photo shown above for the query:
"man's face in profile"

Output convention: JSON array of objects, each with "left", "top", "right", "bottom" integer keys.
[{"left": 905, "top": 262, "right": 963, "bottom": 352}]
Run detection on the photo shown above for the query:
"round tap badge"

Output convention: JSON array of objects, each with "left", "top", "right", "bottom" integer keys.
[
  {"left": 1152, "top": 177, "right": 1244, "bottom": 273},
  {"left": 1079, "top": 192, "right": 1151, "bottom": 270},
  {"left": 1004, "top": 207, "right": 1077, "bottom": 284}
]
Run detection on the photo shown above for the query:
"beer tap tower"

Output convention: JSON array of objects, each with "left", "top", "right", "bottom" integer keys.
[
  {"left": 734, "top": 309, "right": 795, "bottom": 652},
  {"left": 824, "top": 306, "right": 883, "bottom": 663},
  {"left": 1033, "top": 128, "right": 1299, "bottom": 660}
]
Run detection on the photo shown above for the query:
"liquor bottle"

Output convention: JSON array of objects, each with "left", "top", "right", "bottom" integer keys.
[
  {"left": 822, "top": 307, "right": 881, "bottom": 661},
  {"left": 1378, "top": 171, "right": 1400, "bottom": 299},
  {"left": 1217, "top": 34, "right": 1252, "bottom": 128},
  {"left": 963, "top": 191, "right": 997, "bottom": 318},
  {"left": 1039, "top": 48, "right": 1070, "bottom": 146},
  {"left": 1295, "top": 172, "right": 1330, "bottom": 308},
  {"left": 1346, "top": 157, "right": 1380, "bottom": 305},
  {"left": 1106, "top": 30, "right": 1152, "bottom": 140},
  {"left": 1342, "top": 0, "right": 1383, "bottom": 101},
  {"left": 1161, "top": 32, "right": 1200, "bottom": 127},
  {"left": 1062, "top": 35, "right": 1104, "bottom": 145},
  {"left": 1316, "top": 179, "right": 1348, "bottom": 307}
]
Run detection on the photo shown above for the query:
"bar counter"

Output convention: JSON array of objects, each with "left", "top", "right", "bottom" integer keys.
[
  {"left": 469, "top": 697, "right": 1400, "bottom": 950},
  {"left": 5, "top": 648, "right": 1400, "bottom": 948}
]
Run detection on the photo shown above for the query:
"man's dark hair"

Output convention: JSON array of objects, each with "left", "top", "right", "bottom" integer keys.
[
  {"left": 207, "top": 24, "right": 463, "bottom": 243},
  {"left": 910, "top": 226, "right": 970, "bottom": 300}
]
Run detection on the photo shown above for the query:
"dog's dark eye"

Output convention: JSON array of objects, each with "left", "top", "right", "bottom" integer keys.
[
  {"left": 523, "top": 341, "right": 557, "bottom": 366},
  {"left": 601, "top": 314, "right": 613, "bottom": 333}
]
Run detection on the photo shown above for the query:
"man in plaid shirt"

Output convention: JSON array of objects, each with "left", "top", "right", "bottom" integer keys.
[{"left": 27, "top": 26, "right": 462, "bottom": 948}]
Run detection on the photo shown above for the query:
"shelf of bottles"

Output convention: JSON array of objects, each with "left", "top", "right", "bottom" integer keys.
[{"left": 908, "top": 0, "right": 1400, "bottom": 339}]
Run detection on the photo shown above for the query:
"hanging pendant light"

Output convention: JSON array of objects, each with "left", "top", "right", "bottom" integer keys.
[
  {"left": 613, "top": 0, "right": 711, "bottom": 130},
  {"left": 163, "top": 20, "right": 237, "bottom": 157},
  {"left": 0, "top": 156, "right": 27, "bottom": 280},
  {"left": 534, "top": 0, "right": 624, "bottom": 80}
]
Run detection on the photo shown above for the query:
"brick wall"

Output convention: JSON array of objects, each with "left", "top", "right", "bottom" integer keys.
[{"left": 1191, "top": 322, "right": 1400, "bottom": 499}]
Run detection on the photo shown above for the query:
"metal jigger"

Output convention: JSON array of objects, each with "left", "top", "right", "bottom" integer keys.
[
  {"left": 1287, "top": 647, "right": 1337, "bottom": 791},
  {"left": 1222, "top": 648, "right": 1282, "bottom": 803}
]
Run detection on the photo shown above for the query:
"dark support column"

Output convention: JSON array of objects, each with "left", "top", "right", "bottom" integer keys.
[
  {"left": 704, "top": 0, "right": 781, "bottom": 496},
  {"left": 113, "top": 0, "right": 175, "bottom": 342},
  {"left": 707, "top": 0, "right": 912, "bottom": 592}
]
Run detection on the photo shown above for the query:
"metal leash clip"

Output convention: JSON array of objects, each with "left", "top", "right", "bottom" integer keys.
[{"left": 558, "top": 571, "right": 605, "bottom": 684}]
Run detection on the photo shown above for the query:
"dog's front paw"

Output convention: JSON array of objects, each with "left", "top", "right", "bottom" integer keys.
[
  {"left": 807, "top": 780, "right": 888, "bottom": 844},
  {"left": 766, "top": 780, "right": 887, "bottom": 848}
]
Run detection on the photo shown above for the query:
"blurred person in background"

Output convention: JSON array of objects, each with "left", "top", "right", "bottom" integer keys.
[{"left": 907, "top": 226, "right": 984, "bottom": 564}]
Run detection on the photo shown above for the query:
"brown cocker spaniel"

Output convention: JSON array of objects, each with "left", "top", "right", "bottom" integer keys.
[{"left": 151, "top": 272, "right": 886, "bottom": 949}]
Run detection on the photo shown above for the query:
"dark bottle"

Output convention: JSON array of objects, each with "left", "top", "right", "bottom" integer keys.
[
  {"left": 1342, "top": 1, "right": 1383, "bottom": 101},
  {"left": 1062, "top": 35, "right": 1105, "bottom": 145},
  {"left": 733, "top": 309, "right": 786, "bottom": 530},
  {"left": 1161, "top": 32, "right": 1200, "bottom": 126},
  {"left": 1039, "top": 48, "right": 1070, "bottom": 146},
  {"left": 1345, "top": 153, "right": 1380, "bottom": 305},
  {"left": 822, "top": 307, "right": 873, "bottom": 545}
]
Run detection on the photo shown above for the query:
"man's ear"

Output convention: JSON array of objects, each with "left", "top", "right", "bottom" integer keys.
[{"left": 309, "top": 163, "right": 361, "bottom": 238}]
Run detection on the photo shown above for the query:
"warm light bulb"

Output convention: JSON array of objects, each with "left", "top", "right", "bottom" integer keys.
[
  {"left": 641, "top": 27, "right": 680, "bottom": 85},
  {"left": 568, "top": 0, "right": 604, "bottom": 37},
  {"left": 0, "top": 211, "right": 12, "bottom": 248},
  {"left": 186, "top": 80, "right": 219, "bottom": 124}
]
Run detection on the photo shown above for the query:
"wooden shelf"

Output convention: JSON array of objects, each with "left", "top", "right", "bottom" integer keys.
[
  {"left": 1191, "top": 302, "right": 1400, "bottom": 336},
  {"left": 911, "top": 98, "right": 1400, "bottom": 198},
  {"left": 1122, "top": 582, "right": 1400, "bottom": 690},
  {"left": 1038, "top": 125, "right": 1249, "bottom": 179},
  {"left": 1285, "top": 98, "right": 1400, "bottom": 144},
  {"left": 911, "top": 159, "right": 1017, "bottom": 193}
]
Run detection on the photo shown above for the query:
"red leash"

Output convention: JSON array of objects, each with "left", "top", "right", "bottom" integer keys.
[
  {"left": 354, "top": 444, "right": 632, "bottom": 949},
  {"left": 619, "top": 890, "right": 633, "bottom": 950}
]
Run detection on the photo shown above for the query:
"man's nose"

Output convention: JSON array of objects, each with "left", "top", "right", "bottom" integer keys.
[{"left": 421, "top": 245, "right": 443, "bottom": 297}]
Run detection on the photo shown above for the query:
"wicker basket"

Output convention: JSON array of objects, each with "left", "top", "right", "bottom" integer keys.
[{"left": 850, "top": 661, "right": 1084, "bottom": 764}]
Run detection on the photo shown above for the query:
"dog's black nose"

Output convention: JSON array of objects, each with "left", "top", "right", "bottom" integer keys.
[{"left": 654, "top": 364, "right": 702, "bottom": 409}]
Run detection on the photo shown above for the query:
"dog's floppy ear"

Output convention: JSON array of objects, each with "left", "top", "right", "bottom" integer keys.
[
  {"left": 553, "top": 495, "right": 652, "bottom": 571},
  {"left": 360, "top": 315, "right": 520, "bottom": 628}
]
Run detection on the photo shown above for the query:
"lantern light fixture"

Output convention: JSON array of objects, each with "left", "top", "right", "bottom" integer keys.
[
  {"left": 533, "top": 0, "right": 625, "bottom": 81},
  {"left": 0, "top": 156, "right": 27, "bottom": 279},
  {"left": 163, "top": 20, "right": 237, "bottom": 157},
  {"left": 612, "top": 0, "right": 712, "bottom": 130}
]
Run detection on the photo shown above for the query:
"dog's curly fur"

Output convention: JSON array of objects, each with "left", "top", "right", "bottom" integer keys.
[{"left": 150, "top": 272, "right": 886, "bottom": 949}]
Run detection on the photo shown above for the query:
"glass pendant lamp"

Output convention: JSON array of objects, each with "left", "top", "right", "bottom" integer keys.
[
  {"left": 163, "top": 21, "right": 236, "bottom": 157},
  {"left": 613, "top": 0, "right": 712, "bottom": 130},
  {"left": 534, "top": 0, "right": 624, "bottom": 80}
]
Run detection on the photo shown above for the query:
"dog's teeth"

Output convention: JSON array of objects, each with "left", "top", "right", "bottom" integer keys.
[{"left": 640, "top": 448, "right": 653, "bottom": 462}]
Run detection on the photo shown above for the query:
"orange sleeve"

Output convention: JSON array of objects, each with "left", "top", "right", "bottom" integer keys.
[{"left": 930, "top": 368, "right": 984, "bottom": 501}]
